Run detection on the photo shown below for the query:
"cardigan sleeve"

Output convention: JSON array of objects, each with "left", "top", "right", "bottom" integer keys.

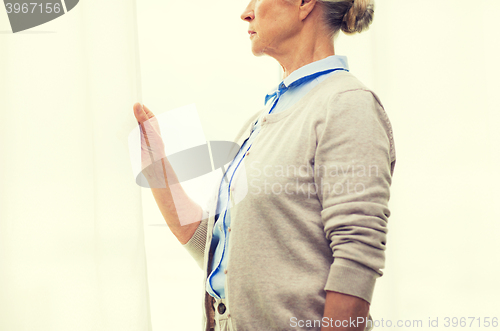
[
  {"left": 181, "top": 199, "right": 210, "bottom": 269},
  {"left": 314, "top": 88, "right": 395, "bottom": 304},
  {"left": 181, "top": 108, "right": 263, "bottom": 269}
]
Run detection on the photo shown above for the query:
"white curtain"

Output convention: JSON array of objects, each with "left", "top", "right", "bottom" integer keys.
[{"left": 0, "top": 1, "right": 151, "bottom": 330}]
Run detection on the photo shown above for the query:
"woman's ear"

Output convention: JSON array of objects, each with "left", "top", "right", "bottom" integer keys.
[{"left": 299, "top": 0, "right": 317, "bottom": 21}]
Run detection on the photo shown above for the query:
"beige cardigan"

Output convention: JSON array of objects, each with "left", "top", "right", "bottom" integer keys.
[{"left": 183, "top": 71, "right": 396, "bottom": 331}]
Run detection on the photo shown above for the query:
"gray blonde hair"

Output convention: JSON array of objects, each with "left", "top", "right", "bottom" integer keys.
[{"left": 318, "top": 0, "right": 374, "bottom": 36}]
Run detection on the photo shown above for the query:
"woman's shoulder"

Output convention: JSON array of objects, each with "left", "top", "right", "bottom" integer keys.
[
  {"left": 313, "top": 70, "right": 385, "bottom": 109},
  {"left": 312, "top": 71, "right": 396, "bottom": 173},
  {"left": 320, "top": 71, "right": 371, "bottom": 95}
]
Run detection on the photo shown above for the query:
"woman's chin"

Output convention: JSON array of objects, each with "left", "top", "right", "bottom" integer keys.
[{"left": 250, "top": 44, "right": 265, "bottom": 57}]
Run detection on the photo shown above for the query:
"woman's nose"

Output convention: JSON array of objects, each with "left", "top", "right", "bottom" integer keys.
[{"left": 240, "top": 3, "right": 255, "bottom": 21}]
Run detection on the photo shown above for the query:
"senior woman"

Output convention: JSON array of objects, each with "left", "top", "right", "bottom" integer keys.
[{"left": 133, "top": 0, "right": 396, "bottom": 330}]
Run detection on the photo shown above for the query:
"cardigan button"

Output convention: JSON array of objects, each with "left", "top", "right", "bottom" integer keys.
[
  {"left": 224, "top": 269, "right": 228, "bottom": 274},
  {"left": 217, "top": 303, "right": 226, "bottom": 314},
  {"left": 246, "top": 152, "right": 250, "bottom": 156}
]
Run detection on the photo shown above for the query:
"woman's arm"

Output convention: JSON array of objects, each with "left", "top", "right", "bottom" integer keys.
[
  {"left": 315, "top": 88, "right": 395, "bottom": 307},
  {"left": 149, "top": 179, "right": 202, "bottom": 244},
  {"left": 133, "top": 102, "right": 203, "bottom": 244}
]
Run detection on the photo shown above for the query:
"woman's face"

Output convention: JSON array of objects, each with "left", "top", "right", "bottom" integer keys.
[{"left": 241, "top": 0, "right": 302, "bottom": 57}]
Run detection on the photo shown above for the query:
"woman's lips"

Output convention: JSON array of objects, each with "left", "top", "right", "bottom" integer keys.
[{"left": 248, "top": 31, "right": 256, "bottom": 38}]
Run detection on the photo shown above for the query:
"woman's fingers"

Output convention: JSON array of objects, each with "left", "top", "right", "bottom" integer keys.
[
  {"left": 133, "top": 102, "right": 149, "bottom": 123},
  {"left": 132, "top": 102, "right": 167, "bottom": 174},
  {"left": 133, "top": 102, "right": 157, "bottom": 125},
  {"left": 143, "top": 104, "right": 155, "bottom": 119}
]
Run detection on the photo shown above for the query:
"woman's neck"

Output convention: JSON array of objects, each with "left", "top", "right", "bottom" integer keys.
[
  {"left": 273, "top": 12, "right": 336, "bottom": 79},
  {"left": 279, "top": 42, "right": 336, "bottom": 79}
]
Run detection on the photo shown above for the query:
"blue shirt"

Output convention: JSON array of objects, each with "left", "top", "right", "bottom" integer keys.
[{"left": 205, "top": 55, "right": 350, "bottom": 299}]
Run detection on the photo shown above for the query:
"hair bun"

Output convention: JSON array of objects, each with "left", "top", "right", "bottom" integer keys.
[{"left": 341, "top": 0, "right": 374, "bottom": 34}]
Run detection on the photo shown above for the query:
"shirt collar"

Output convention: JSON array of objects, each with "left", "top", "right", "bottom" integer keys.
[{"left": 265, "top": 55, "right": 349, "bottom": 105}]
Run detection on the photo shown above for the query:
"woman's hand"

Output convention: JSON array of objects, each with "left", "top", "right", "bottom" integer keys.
[
  {"left": 321, "top": 291, "right": 370, "bottom": 331},
  {"left": 133, "top": 102, "right": 171, "bottom": 188},
  {"left": 132, "top": 102, "right": 202, "bottom": 244}
]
